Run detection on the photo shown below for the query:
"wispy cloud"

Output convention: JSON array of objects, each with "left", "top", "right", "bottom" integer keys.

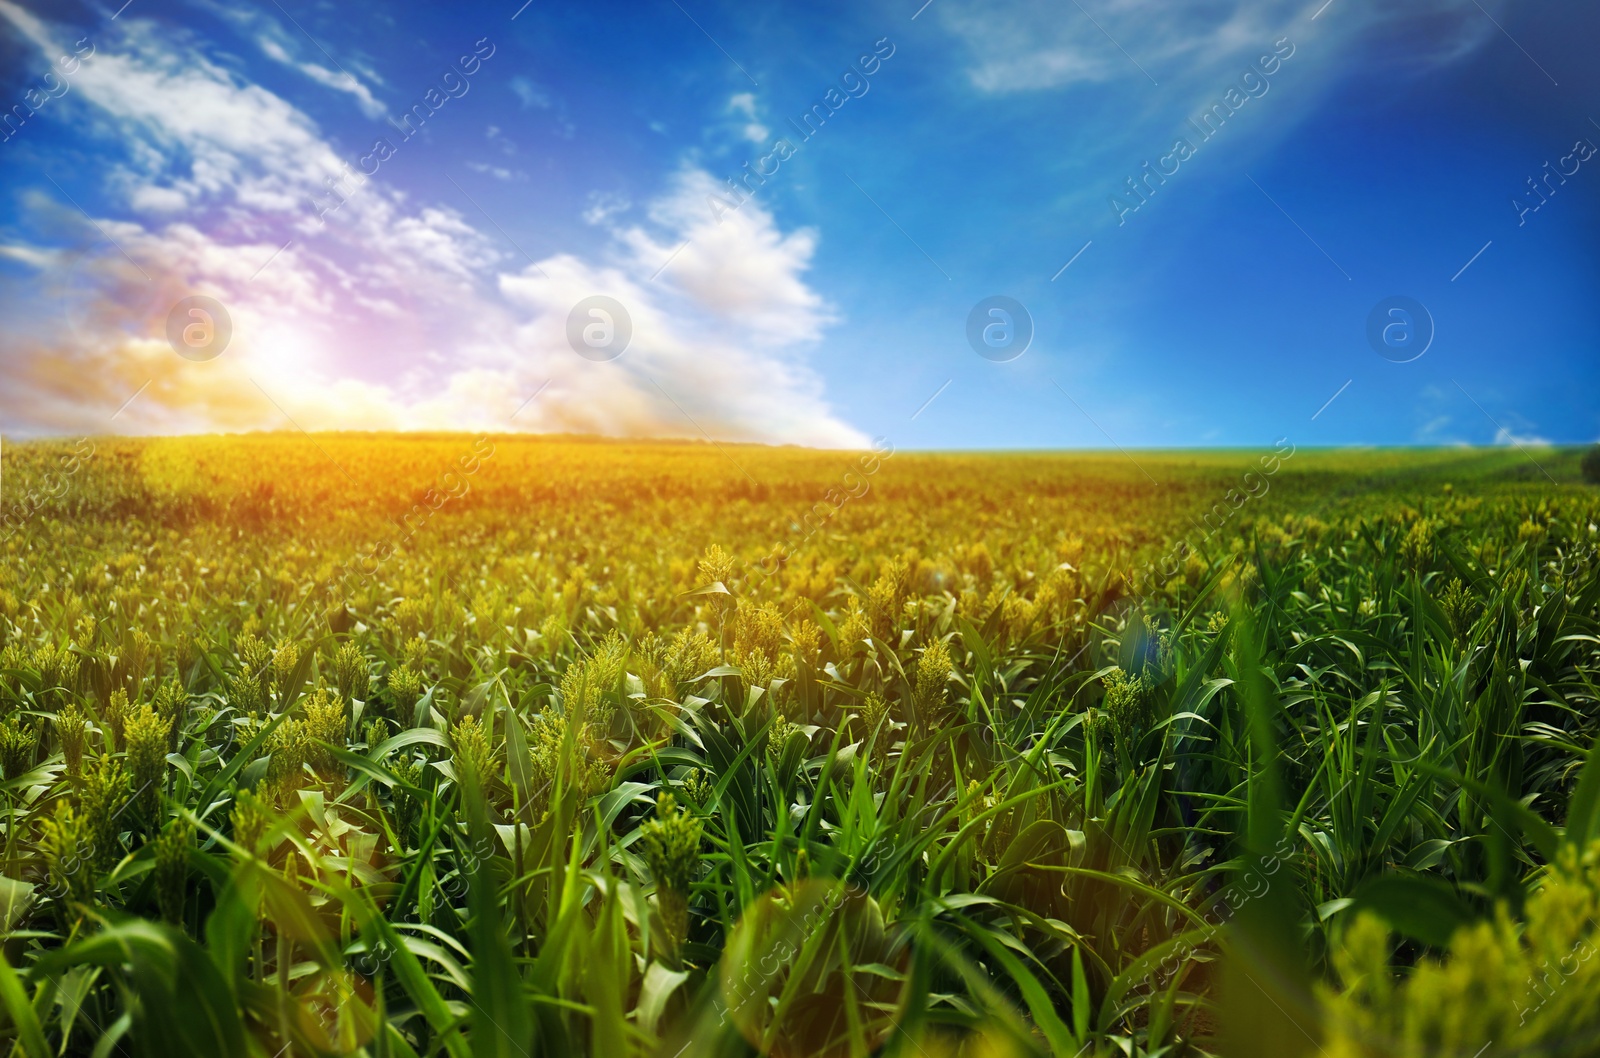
[
  {"left": 728, "top": 92, "right": 768, "bottom": 143},
  {"left": 508, "top": 75, "right": 550, "bottom": 110},
  {"left": 194, "top": 0, "right": 388, "bottom": 118},
  {"left": 255, "top": 33, "right": 386, "bottom": 118},
  {"left": 940, "top": 0, "right": 1501, "bottom": 94}
]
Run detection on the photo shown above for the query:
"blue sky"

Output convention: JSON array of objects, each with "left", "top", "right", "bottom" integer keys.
[{"left": 0, "top": 0, "right": 1595, "bottom": 449}]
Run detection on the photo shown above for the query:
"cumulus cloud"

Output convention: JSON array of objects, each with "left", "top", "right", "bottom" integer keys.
[{"left": 0, "top": 2, "right": 865, "bottom": 448}]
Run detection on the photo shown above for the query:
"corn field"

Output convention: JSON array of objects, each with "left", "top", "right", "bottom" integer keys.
[{"left": 0, "top": 435, "right": 1597, "bottom": 1058}]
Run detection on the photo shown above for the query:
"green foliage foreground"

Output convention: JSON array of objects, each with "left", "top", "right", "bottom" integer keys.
[{"left": 0, "top": 436, "right": 1596, "bottom": 1058}]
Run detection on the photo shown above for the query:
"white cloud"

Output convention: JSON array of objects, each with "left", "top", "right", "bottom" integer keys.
[
  {"left": 466, "top": 161, "right": 516, "bottom": 181},
  {"left": 1494, "top": 426, "right": 1552, "bottom": 447},
  {"left": 509, "top": 76, "right": 550, "bottom": 110},
  {"left": 484, "top": 124, "right": 518, "bottom": 157},
  {"left": 292, "top": 59, "right": 387, "bottom": 119},
  {"left": 619, "top": 169, "right": 832, "bottom": 345},
  {"left": 728, "top": 92, "right": 768, "bottom": 143},
  {"left": 941, "top": 0, "right": 1502, "bottom": 94},
  {"left": 582, "top": 191, "right": 631, "bottom": 226},
  {"left": 196, "top": 0, "right": 388, "bottom": 118},
  {"left": 0, "top": 1, "right": 864, "bottom": 449},
  {"left": 1414, "top": 414, "right": 1458, "bottom": 445}
]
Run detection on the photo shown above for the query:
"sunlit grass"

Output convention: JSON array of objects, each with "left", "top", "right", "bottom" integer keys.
[{"left": 0, "top": 434, "right": 1595, "bottom": 1057}]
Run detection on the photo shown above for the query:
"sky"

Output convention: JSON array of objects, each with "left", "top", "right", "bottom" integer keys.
[{"left": 0, "top": 0, "right": 1596, "bottom": 450}]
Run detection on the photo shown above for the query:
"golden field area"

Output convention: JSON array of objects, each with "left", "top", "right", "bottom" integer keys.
[{"left": 0, "top": 433, "right": 1597, "bottom": 1058}]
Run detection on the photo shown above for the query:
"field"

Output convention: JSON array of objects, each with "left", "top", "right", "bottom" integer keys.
[{"left": 0, "top": 434, "right": 1597, "bottom": 1058}]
